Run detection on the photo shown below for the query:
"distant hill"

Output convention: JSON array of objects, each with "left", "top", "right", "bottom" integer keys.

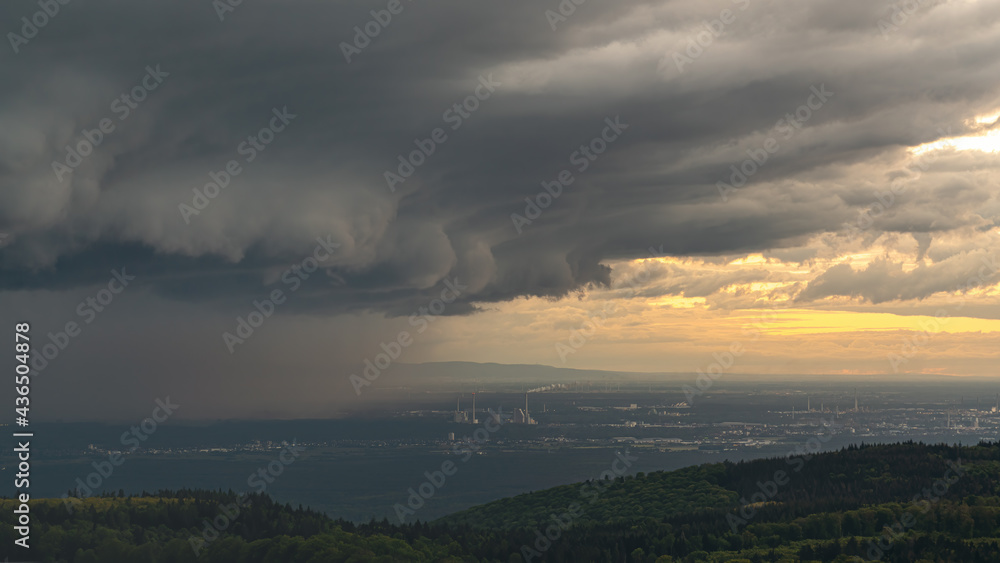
[
  {"left": 4, "top": 441, "right": 1000, "bottom": 562},
  {"left": 387, "top": 361, "right": 977, "bottom": 390},
  {"left": 390, "top": 361, "right": 664, "bottom": 387}
]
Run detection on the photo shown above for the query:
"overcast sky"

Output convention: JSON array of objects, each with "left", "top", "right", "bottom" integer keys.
[{"left": 2, "top": 0, "right": 999, "bottom": 420}]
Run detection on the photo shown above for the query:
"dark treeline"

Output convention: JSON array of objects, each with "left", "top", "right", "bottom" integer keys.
[{"left": 2, "top": 441, "right": 999, "bottom": 562}]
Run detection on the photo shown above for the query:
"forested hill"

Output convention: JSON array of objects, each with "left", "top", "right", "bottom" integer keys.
[
  {"left": 439, "top": 441, "right": 988, "bottom": 530},
  {"left": 435, "top": 441, "right": 1000, "bottom": 562},
  {"left": 0, "top": 490, "right": 468, "bottom": 562},
  {"left": 2, "top": 442, "right": 1000, "bottom": 562}
]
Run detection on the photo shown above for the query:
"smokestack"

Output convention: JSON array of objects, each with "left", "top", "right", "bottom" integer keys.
[
  {"left": 525, "top": 393, "right": 529, "bottom": 424},
  {"left": 472, "top": 393, "right": 476, "bottom": 423},
  {"left": 854, "top": 388, "right": 858, "bottom": 412}
]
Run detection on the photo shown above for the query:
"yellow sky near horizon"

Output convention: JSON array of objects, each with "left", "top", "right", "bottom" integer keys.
[{"left": 410, "top": 244, "right": 1000, "bottom": 377}]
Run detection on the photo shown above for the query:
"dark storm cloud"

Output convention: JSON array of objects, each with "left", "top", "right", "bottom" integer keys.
[{"left": 2, "top": 0, "right": 1000, "bottom": 314}]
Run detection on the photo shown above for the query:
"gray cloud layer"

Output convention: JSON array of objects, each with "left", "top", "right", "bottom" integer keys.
[{"left": 2, "top": 0, "right": 999, "bottom": 314}]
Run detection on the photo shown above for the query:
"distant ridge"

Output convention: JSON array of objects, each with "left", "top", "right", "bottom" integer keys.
[{"left": 389, "top": 361, "right": 975, "bottom": 388}]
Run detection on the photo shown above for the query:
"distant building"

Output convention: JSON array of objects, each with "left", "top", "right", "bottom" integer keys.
[
  {"left": 513, "top": 393, "right": 537, "bottom": 424},
  {"left": 513, "top": 408, "right": 537, "bottom": 425}
]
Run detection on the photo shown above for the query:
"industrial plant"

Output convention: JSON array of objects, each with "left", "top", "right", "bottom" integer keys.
[{"left": 453, "top": 392, "right": 536, "bottom": 425}]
